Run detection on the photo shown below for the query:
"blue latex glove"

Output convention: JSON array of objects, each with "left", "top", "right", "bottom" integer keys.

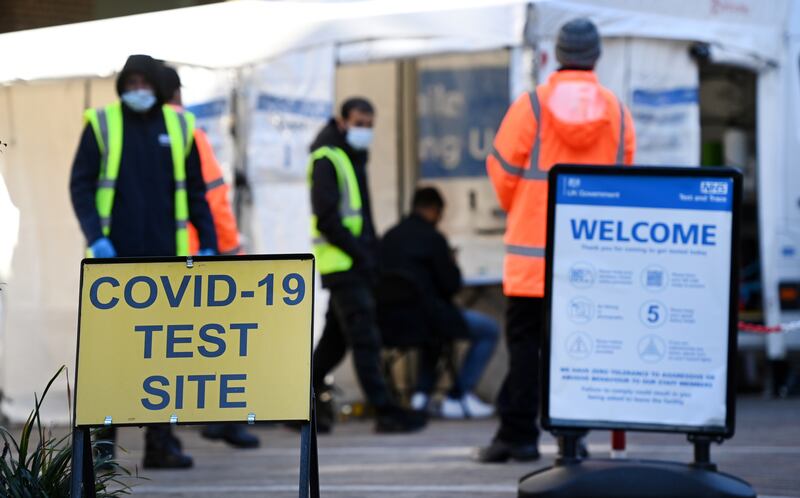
[
  {"left": 90, "top": 237, "right": 116, "bottom": 258},
  {"left": 197, "top": 248, "right": 217, "bottom": 256}
]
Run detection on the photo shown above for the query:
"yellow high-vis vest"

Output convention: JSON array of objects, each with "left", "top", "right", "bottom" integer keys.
[
  {"left": 308, "top": 146, "right": 363, "bottom": 275},
  {"left": 83, "top": 102, "right": 195, "bottom": 256}
]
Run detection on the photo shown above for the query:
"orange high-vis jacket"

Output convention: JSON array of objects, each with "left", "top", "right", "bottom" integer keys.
[
  {"left": 487, "top": 70, "right": 635, "bottom": 297},
  {"left": 187, "top": 127, "right": 242, "bottom": 255}
]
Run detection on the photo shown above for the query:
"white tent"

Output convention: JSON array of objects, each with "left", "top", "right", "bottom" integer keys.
[{"left": 1, "top": 0, "right": 798, "bottom": 422}]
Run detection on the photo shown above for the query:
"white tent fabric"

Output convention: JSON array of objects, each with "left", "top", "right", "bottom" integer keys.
[
  {"left": 530, "top": 0, "right": 789, "bottom": 64},
  {"left": 0, "top": 0, "right": 528, "bottom": 83},
  {"left": 0, "top": 0, "right": 790, "bottom": 84},
  {"left": 0, "top": 0, "right": 798, "bottom": 422}
]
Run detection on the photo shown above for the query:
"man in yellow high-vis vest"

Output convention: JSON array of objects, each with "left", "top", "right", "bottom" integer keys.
[
  {"left": 69, "top": 54, "right": 217, "bottom": 469},
  {"left": 309, "top": 97, "right": 426, "bottom": 434}
]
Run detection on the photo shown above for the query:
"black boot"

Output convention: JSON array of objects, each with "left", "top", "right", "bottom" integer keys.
[
  {"left": 474, "top": 439, "right": 540, "bottom": 463},
  {"left": 201, "top": 424, "right": 260, "bottom": 449},
  {"left": 143, "top": 426, "right": 193, "bottom": 469},
  {"left": 374, "top": 404, "right": 427, "bottom": 434}
]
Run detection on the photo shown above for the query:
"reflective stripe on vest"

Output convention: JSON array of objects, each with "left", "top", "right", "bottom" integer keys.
[
  {"left": 84, "top": 104, "right": 195, "bottom": 256},
  {"left": 308, "top": 146, "right": 363, "bottom": 275},
  {"left": 498, "top": 90, "right": 627, "bottom": 259}
]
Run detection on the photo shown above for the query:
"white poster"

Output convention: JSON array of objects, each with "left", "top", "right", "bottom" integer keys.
[
  {"left": 178, "top": 66, "right": 236, "bottom": 184},
  {"left": 244, "top": 45, "right": 335, "bottom": 184},
  {"left": 627, "top": 40, "right": 700, "bottom": 166},
  {"left": 548, "top": 171, "right": 733, "bottom": 429}
]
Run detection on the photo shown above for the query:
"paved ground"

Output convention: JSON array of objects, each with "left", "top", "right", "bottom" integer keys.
[{"left": 103, "top": 395, "right": 800, "bottom": 497}]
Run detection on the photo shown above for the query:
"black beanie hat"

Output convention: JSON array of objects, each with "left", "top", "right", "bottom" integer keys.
[
  {"left": 160, "top": 65, "right": 182, "bottom": 103},
  {"left": 116, "top": 54, "right": 164, "bottom": 101},
  {"left": 556, "top": 18, "right": 601, "bottom": 70}
]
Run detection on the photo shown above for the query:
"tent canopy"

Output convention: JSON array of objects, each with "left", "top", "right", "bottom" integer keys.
[
  {"left": 0, "top": 0, "right": 528, "bottom": 83},
  {"left": 0, "top": 0, "right": 794, "bottom": 84}
]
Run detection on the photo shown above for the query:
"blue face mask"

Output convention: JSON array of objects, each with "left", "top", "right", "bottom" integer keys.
[
  {"left": 121, "top": 89, "right": 157, "bottom": 113},
  {"left": 346, "top": 127, "right": 374, "bottom": 150}
]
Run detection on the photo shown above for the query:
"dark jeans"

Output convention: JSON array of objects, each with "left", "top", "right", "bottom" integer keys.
[
  {"left": 495, "top": 296, "right": 543, "bottom": 445},
  {"left": 313, "top": 282, "right": 391, "bottom": 407},
  {"left": 416, "top": 309, "right": 499, "bottom": 398}
]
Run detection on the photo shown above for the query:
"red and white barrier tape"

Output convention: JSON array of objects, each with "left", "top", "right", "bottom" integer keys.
[{"left": 738, "top": 320, "right": 800, "bottom": 334}]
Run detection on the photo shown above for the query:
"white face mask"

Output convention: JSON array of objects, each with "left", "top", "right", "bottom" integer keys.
[
  {"left": 346, "top": 127, "right": 374, "bottom": 150},
  {"left": 121, "top": 89, "right": 157, "bottom": 113}
]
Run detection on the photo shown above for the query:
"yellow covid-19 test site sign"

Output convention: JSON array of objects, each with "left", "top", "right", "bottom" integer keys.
[{"left": 74, "top": 255, "right": 314, "bottom": 426}]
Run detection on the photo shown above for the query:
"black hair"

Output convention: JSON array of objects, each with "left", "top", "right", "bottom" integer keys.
[
  {"left": 412, "top": 187, "right": 445, "bottom": 211},
  {"left": 340, "top": 97, "right": 375, "bottom": 119},
  {"left": 160, "top": 65, "right": 182, "bottom": 102}
]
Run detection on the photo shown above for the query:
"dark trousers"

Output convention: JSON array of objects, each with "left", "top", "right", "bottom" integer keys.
[
  {"left": 495, "top": 296, "right": 543, "bottom": 445},
  {"left": 313, "top": 282, "right": 391, "bottom": 408},
  {"left": 95, "top": 425, "right": 177, "bottom": 451}
]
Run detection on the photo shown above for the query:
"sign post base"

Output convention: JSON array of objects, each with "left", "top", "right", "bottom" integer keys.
[{"left": 518, "top": 459, "right": 755, "bottom": 498}]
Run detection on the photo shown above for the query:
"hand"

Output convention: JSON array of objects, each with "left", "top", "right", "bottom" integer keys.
[
  {"left": 89, "top": 237, "right": 116, "bottom": 258},
  {"left": 197, "top": 248, "right": 217, "bottom": 256}
]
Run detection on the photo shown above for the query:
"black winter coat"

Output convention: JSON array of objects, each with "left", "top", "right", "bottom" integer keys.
[
  {"left": 379, "top": 214, "right": 467, "bottom": 339},
  {"left": 70, "top": 104, "right": 217, "bottom": 257},
  {"left": 309, "top": 119, "right": 378, "bottom": 288}
]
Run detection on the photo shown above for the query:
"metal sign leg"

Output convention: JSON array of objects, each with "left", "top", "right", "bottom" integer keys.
[
  {"left": 70, "top": 427, "right": 96, "bottom": 498},
  {"left": 299, "top": 391, "right": 320, "bottom": 498}
]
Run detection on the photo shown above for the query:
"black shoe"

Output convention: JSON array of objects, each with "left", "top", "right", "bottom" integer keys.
[
  {"left": 143, "top": 446, "right": 193, "bottom": 469},
  {"left": 201, "top": 424, "right": 260, "bottom": 449},
  {"left": 143, "top": 430, "right": 193, "bottom": 469},
  {"left": 374, "top": 406, "right": 427, "bottom": 434},
  {"left": 474, "top": 439, "right": 540, "bottom": 463}
]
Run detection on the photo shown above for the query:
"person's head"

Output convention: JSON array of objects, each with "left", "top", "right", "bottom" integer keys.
[
  {"left": 556, "top": 18, "right": 601, "bottom": 70},
  {"left": 116, "top": 54, "right": 163, "bottom": 113},
  {"left": 412, "top": 187, "right": 445, "bottom": 226},
  {"left": 336, "top": 97, "right": 375, "bottom": 151},
  {"left": 160, "top": 65, "right": 183, "bottom": 106}
]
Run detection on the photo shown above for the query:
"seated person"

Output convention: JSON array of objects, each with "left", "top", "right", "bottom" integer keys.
[{"left": 379, "top": 187, "right": 499, "bottom": 418}]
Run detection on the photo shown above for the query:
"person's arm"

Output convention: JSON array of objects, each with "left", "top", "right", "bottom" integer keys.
[
  {"left": 195, "top": 130, "right": 241, "bottom": 254},
  {"left": 185, "top": 141, "right": 218, "bottom": 251},
  {"left": 486, "top": 92, "right": 537, "bottom": 212},
  {"left": 311, "top": 157, "right": 367, "bottom": 262},
  {"left": 430, "top": 232, "right": 463, "bottom": 299},
  {"left": 623, "top": 105, "right": 636, "bottom": 165},
  {"left": 69, "top": 125, "right": 104, "bottom": 245}
]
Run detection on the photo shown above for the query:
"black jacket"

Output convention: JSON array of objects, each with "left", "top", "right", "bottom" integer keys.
[
  {"left": 309, "top": 119, "right": 378, "bottom": 288},
  {"left": 379, "top": 214, "right": 467, "bottom": 337},
  {"left": 70, "top": 104, "right": 217, "bottom": 257}
]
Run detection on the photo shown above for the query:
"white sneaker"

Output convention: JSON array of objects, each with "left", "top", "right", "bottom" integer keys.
[
  {"left": 463, "top": 392, "right": 494, "bottom": 418},
  {"left": 440, "top": 396, "right": 466, "bottom": 419},
  {"left": 410, "top": 392, "right": 429, "bottom": 411}
]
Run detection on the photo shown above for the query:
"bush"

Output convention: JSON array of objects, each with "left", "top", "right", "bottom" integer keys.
[{"left": 0, "top": 366, "right": 135, "bottom": 497}]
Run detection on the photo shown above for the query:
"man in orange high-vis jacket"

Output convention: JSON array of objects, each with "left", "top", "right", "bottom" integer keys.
[
  {"left": 476, "top": 18, "right": 635, "bottom": 463},
  {"left": 161, "top": 66, "right": 243, "bottom": 257},
  {"left": 161, "top": 66, "right": 259, "bottom": 449}
]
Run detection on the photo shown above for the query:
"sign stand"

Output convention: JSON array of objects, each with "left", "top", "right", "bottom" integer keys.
[
  {"left": 519, "top": 166, "right": 756, "bottom": 498},
  {"left": 299, "top": 390, "right": 320, "bottom": 498},
  {"left": 69, "top": 255, "right": 320, "bottom": 498},
  {"left": 70, "top": 417, "right": 319, "bottom": 498},
  {"left": 518, "top": 445, "right": 757, "bottom": 497},
  {"left": 70, "top": 427, "right": 96, "bottom": 498}
]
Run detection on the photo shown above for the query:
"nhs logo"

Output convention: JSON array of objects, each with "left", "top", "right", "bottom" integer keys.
[{"left": 700, "top": 181, "right": 728, "bottom": 195}]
